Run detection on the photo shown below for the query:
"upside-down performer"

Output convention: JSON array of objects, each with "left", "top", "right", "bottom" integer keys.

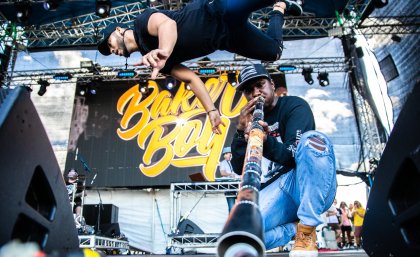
[
  {"left": 97, "top": 0, "right": 302, "bottom": 134},
  {"left": 230, "top": 64, "right": 337, "bottom": 257}
]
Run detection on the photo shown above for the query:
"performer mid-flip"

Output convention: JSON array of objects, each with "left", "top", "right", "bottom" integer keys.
[{"left": 97, "top": 0, "right": 302, "bottom": 134}]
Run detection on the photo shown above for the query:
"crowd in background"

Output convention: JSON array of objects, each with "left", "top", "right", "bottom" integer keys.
[{"left": 323, "top": 198, "right": 366, "bottom": 250}]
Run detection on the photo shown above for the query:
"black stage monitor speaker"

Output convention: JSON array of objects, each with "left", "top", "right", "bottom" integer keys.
[
  {"left": 176, "top": 219, "right": 204, "bottom": 235},
  {"left": 363, "top": 84, "right": 420, "bottom": 257},
  {"left": 0, "top": 87, "right": 79, "bottom": 252},
  {"left": 99, "top": 223, "right": 121, "bottom": 238},
  {"left": 83, "top": 204, "right": 119, "bottom": 226}
]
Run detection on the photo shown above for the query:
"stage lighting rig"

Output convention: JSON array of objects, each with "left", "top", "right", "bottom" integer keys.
[
  {"left": 53, "top": 73, "right": 72, "bottom": 81},
  {"left": 37, "top": 79, "right": 50, "bottom": 96},
  {"left": 317, "top": 72, "right": 329, "bottom": 87},
  {"left": 117, "top": 70, "right": 136, "bottom": 78},
  {"left": 165, "top": 76, "right": 177, "bottom": 90},
  {"left": 227, "top": 71, "right": 238, "bottom": 86},
  {"left": 302, "top": 67, "right": 314, "bottom": 85},
  {"left": 15, "top": 1, "right": 31, "bottom": 22},
  {"left": 96, "top": 0, "right": 112, "bottom": 18},
  {"left": 147, "top": 0, "right": 160, "bottom": 7},
  {"left": 198, "top": 67, "right": 218, "bottom": 75},
  {"left": 277, "top": 65, "right": 297, "bottom": 72},
  {"left": 43, "top": 0, "right": 62, "bottom": 11}
]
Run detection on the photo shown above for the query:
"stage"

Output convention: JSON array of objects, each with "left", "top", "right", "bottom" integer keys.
[{"left": 110, "top": 251, "right": 368, "bottom": 257}]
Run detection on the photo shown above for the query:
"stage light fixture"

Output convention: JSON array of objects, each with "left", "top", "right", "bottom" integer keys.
[
  {"left": 148, "top": 0, "right": 160, "bottom": 7},
  {"left": 37, "top": 79, "right": 50, "bottom": 96},
  {"left": 43, "top": 0, "right": 61, "bottom": 11},
  {"left": 277, "top": 65, "right": 297, "bottom": 72},
  {"left": 302, "top": 67, "right": 314, "bottom": 85},
  {"left": 317, "top": 72, "right": 329, "bottom": 87},
  {"left": 165, "top": 76, "right": 176, "bottom": 90},
  {"left": 391, "top": 35, "right": 402, "bottom": 42},
  {"left": 80, "top": 60, "right": 94, "bottom": 69},
  {"left": 96, "top": 0, "right": 111, "bottom": 18},
  {"left": 117, "top": 70, "right": 136, "bottom": 78},
  {"left": 198, "top": 67, "right": 218, "bottom": 75},
  {"left": 227, "top": 71, "right": 237, "bottom": 86},
  {"left": 53, "top": 73, "right": 72, "bottom": 81},
  {"left": 79, "top": 88, "right": 86, "bottom": 96},
  {"left": 15, "top": 1, "right": 31, "bottom": 22}
]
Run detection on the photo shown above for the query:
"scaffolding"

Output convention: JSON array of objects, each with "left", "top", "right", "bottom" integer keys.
[
  {"left": 168, "top": 181, "right": 240, "bottom": 249},
  {"left": 78, "top": 235, "right": 130, "bottom": 252}
]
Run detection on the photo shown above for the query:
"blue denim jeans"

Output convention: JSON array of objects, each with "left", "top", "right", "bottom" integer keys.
[{"left": 259, "top": 131, "right": 337, "bottom": 249}]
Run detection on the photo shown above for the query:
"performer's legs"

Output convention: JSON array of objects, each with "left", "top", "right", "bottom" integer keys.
[
  {"left": 260, "top": 130, "right": 336, "bottom": 249},
  {"left": 260, "top": 171, "right": 299, "bottom": 249},
  {"left": 294, "top": 130, "right": 336, "bottom": 227},
  {"left": 226, "top": 11, "right": 285, "bottom": 61}
]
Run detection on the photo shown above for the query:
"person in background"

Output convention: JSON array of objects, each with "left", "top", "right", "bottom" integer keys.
[
  {"left": 325, "top": 199, "right": 342, "bottom": 248},
  {"left": 65, "top": 169, "right": 84, "bottom": 217},
  {"left": 231, "top": 64, "right": 337, "bottom": 257},
  {"left": 339, "top": 201, "right": 353, "bottom": 249},
  {"left": 219, "top": 147, "right": 239, "bottom": 212},
  {"left": 352, "top": 200, "right": 365, "bottom": 248},
  {"left": 348, "top": 203, "right": 354, "bottom": 223},
  {"left": 275, "top": 85, "right": 288, "bottom": 97}
]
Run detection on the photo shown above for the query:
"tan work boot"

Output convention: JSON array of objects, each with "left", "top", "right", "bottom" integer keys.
[{"left": 289, "top": 223, "right": 318, "bottom": 257}]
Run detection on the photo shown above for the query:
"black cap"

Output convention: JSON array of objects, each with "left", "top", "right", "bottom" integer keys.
[
  {"left": 236, "top": 64, "right": 271, "bottom": 91},
  {"left": 97, "top": 23, "right": 127, "bottom": 56}
]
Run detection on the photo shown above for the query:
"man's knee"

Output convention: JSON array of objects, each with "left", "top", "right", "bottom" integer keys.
[{"left": 299, "top": 131, "right": 332, "bottom": 154}]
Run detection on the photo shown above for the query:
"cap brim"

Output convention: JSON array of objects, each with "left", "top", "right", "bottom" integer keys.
[
  {"left": 98, "top": 38, "right": 111, "bottom": 56},
  {"left": 236, "top": 74, "right": 270, "bottom": 91}
]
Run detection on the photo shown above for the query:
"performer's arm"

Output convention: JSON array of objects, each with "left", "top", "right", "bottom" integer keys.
[
  {"left": 138, "top": 12, "right": 177, "bottom": 79},
  {"left": 230, "top": 97, "right": 258, "bottom": 175},
  {"left": 171, "top": 64, "right": 224, "bottom": 134}
]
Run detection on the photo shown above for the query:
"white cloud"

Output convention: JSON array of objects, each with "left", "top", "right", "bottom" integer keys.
[
  {"left": 54, "top": 51, "right": 90, "bottom": 68},
  {"left": 304, "top": 89, "right": 353, "bottom": 134},
  {"left": 22, "top": 55, "right": 33, "bottom": 62}
]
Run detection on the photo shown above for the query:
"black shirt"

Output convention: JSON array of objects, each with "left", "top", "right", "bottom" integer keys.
[
  {"left": 231, "top": 96, "right": 316, "bottom": 176},
  {"left": 133, "top": 0, "right": 226, "bottom": 74}
]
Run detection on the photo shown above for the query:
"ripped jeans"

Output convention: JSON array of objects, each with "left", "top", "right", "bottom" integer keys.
[{"left": 259, "top": 130, "right": 337, "bottom": 249}]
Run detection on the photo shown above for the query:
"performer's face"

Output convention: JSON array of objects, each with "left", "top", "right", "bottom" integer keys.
[
  {"left": 107, "top": 28, "right": 131, "bottom": 58},
  {"left": 243, "top": 78, "right": 276, "bottom": 107}
]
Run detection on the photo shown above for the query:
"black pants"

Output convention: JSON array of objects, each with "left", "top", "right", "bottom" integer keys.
[{"left": 207, "top": 0, "right": 284, "bottom": 61}]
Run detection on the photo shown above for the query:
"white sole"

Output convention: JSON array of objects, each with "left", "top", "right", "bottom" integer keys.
[{"left": 289, "top": 250, "right": 318, "bottom": 257}]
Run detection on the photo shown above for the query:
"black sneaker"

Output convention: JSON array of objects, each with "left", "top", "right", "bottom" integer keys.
[{"left": 280, "top": 0, "right": 303, "bottom": 16}]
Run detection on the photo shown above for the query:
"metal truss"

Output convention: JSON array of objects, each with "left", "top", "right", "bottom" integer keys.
[
  {"left": 249, "top": 8, "right": 337, "bottom": 38},
  {"left": 359, "top": 15, "right": 420, "bottom": 35},
  {"left": 169, "top": 181, "right": 239, "bottom": 249},
  {"left": 171, "top": 181, "right": 240, "bottom": 193},
  {"left": 6, "top": 57, "right": 348, "bottom": 87},
  {"left": 343, "top": 0, "right": 372, "bottom": 23},
  {"left": 351, "top": 86, "right": 385, "bottom": 172},
  {"left": 169, "top": 233, "right": 219, "bottom": 248},
  {"left": 78, "top": 235, "right": 130, "bottom": 251}
]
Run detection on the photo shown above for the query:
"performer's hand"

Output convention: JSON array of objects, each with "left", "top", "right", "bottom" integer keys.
[
  {"left": 258, "top": 120, "right": 270, "bottom": 142},
  {"left": 237, "top": 97, "right": 258, "bottom": 131},
  {"left": 208, "top": 109, "right": 225, "bottom": 135},
  {"left": 134, "top": 49, "right": 170, "bottom": 79}
]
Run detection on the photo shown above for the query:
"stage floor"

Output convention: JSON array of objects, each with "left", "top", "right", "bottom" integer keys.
[{"left": 111, "top": 249, "right": 368, "bottom": 257}]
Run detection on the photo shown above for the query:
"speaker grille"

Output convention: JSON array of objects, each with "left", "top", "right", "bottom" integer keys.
[{"left": 25, "top": 166, "right": 57, "bottom": 221}]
